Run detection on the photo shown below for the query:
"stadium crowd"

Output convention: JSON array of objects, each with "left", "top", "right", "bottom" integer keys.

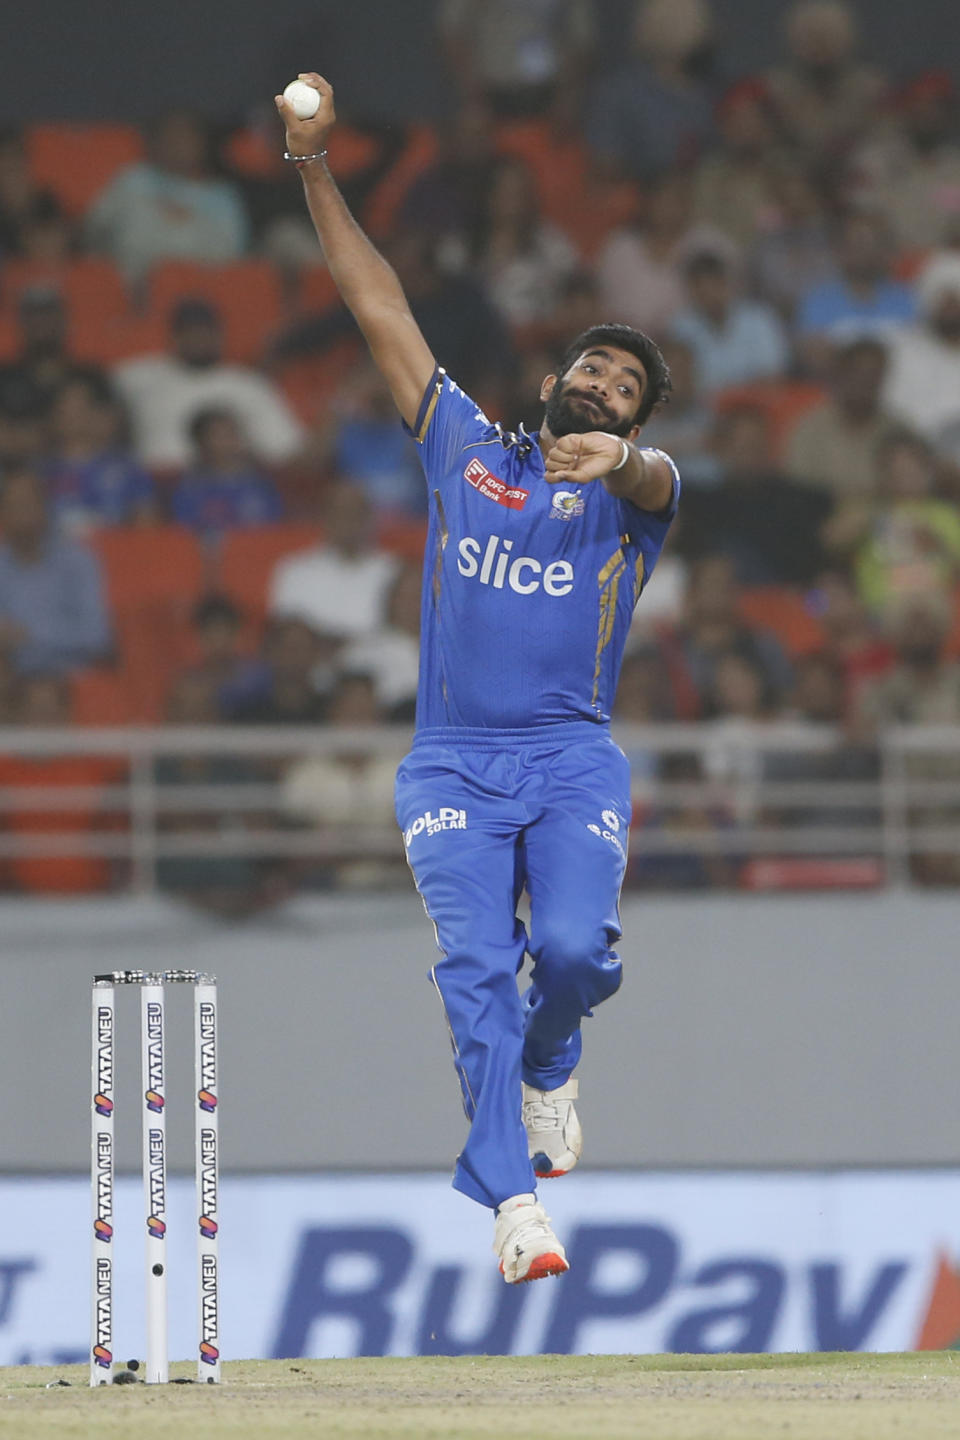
[{"left": 2, "top": 0, "right": 960, "bottom": 901}]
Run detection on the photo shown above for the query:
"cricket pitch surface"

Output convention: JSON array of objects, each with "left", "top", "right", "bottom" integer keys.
[{"left": 2, "top": 1352, "right": 959, "bottom": 1439}]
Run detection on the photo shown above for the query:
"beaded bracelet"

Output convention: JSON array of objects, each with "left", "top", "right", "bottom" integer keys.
[{"left": 283, "top": 150, "right": 328, "bottom": 170}]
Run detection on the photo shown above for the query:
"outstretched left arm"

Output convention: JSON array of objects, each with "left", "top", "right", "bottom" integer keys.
[{"left": 543, "top": 432, "right": 674, "bottom": 513}]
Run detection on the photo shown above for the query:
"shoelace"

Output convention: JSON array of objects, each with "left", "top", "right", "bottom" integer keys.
[
  {"left": 524, "top": 1097, "right": 566, "bottom": 1130},
  {"left": 503, "top": 1203, "right": 555, "bottom": 1251}
]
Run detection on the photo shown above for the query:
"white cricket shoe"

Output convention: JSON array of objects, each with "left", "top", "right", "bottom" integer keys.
[
  {"left": 494, "top": 1193, "right": 569, "bottom": 1284},
  {"left": 522, "top": 1077, "right": 582, "bottom": 1178}
]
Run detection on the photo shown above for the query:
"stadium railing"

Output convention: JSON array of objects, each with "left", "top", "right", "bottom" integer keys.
[{"left": 0, "top": 723, "right": 956, "bottom": 894}]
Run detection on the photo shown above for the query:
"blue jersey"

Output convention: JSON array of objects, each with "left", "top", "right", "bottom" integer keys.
[{"left": 406, "top": 368, "right": 679, "bottom": 730}]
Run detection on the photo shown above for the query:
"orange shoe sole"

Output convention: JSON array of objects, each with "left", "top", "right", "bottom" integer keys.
[
  {"left": 533, "top": 1165, "right": 570, "bottom": 1178},
  {"left": 500, "top": 1252, "right": 570, "bottom": 1283}
]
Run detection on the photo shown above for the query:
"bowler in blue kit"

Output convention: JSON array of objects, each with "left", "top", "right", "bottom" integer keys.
[{"left": 278, "top": 70, "right": 679, "bottom": 1282}]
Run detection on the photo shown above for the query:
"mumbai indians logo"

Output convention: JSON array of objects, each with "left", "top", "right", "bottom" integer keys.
[
  {"left": 550, "top": 489, "right": 585, "bottom": 521},
  {"left": 199, "top": 1126, "right": 218, "bottom": 1236},
  {"left": 94, "top": 1257, "right": 112, "bottom": 1362},
  {"left": 147, "top": 1128, "right": 166, "bottom": 1236},
  {"left": 200, "top": 1254, "right": 219, "bottom": 1357}
]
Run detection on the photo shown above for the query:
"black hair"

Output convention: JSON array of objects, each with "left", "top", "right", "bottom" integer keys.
[
  {"left": 558, "top": 323, "right": 672, "bottom": 428},
  {"left": 189, "top": 406, "right": 239, "bottom": 447},
  {"left": 683, "top": 250, "right": 728, "bottom": 282},
  {"left": 191, "top": 592, "right": 243, "bottom": 630}
]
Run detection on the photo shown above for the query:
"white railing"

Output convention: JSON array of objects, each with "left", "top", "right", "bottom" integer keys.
[{"left": 0, "top": 722, "right": 957, "bottom": 892}]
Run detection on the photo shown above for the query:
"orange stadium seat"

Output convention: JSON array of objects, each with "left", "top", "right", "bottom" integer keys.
[
  {"left": 146, "top": 260, "right": 284, "bottom": 363},
  {"left": 217, "top": 523, "right": 323, "bottom": 623},
  {"left": 377, "top": 518, "right": 427, "bottom": 564},
  {"left": 364, "top": 124, "right": 440, "bottom": 238},
  {"left": 71, "top": 669, "right": 137, "bottom": 726},
  {"left": 91, "top": 527, "right": 210, "bottom": 720},
  {"left": 26, "top": 124, "right": 144, "bottom": 216},
  {"left": 497, "top": 120, "right": 637, "bottom": 258},
  {"left": 738, "top": 587, "right": 825, "bottom": 657},
  {"left": 92, "top": 526, "right": 208, "bottom": 611},
  {"left": 0, "top": 257, "right": 136, "bottom": 363}
]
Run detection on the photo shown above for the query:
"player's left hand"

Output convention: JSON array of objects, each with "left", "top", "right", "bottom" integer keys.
[{"left": 543, "top": 432, "right": 624, "bottom": 485}]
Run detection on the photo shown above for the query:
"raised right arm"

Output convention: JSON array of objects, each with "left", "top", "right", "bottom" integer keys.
[{"left": 275, "top": 74, "right": 436, "bottom": 430}]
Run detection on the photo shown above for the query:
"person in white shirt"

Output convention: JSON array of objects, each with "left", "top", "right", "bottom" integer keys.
[
  {"left": 269, "top": 481, "right": 398, "bottom": 641},
  {"left": 884, "top": 254, "right": 960, "bottom": 451},
  {"left": 113, "top": 298, "right": 304, "bottom": 469}
]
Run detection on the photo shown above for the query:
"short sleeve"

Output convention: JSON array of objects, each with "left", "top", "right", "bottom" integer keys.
[
  {"left": 403, "top": 367, "right": 492, "bottom": 486},
  {"left": 620, "top": 448, "right": 681, "bottom": 591}
]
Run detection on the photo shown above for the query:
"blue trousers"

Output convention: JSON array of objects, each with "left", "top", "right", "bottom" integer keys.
[{"left": 396, "top": 722, "right": 630, "bottom": 1210}]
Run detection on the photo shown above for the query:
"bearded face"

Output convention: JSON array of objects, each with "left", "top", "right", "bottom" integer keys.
[{"left": 543, "top": 376, "right": 637, "bottom": 440}]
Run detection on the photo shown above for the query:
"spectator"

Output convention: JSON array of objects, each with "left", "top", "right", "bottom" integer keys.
[
  {"left": 280, "top": 671, "right": 407, "bottom": 889},
  {"left": 172, "top": 407, "right": 284, "bottom": 538},
  {"left": 274, "top": 225, "right": 516, "bottom": 409},
  {"left": 857, "top": 591, "right": 960, "bottom": 884},
  {"left": 0, "top": 673, "right": 124, "bottom": 896},
  {"left": 808, "top": 570, "right": 894, "bottom": 709},
  {"left": 0, "top": 467, "right": 110, "bottom": 675},
  {"left": 636, "top": 338, "right": 719, "bottom": 487},
  {"left": 596, "top": 173, "right": 730, "bottom": 337},
  {"left": 764, "top": 1, "right": 886, "bottom": 159},
  {"left": 858, "top": 590, "right": 960, "bottom": 726},
  {"left": 438, "top": 0, "right": 596, "bottom": 122},
  {"left": 398, "top": 100, "right": 500, "bottom": 244},
  {"left": 747, "top": 157, "right": 837, "bottom": 320},
  {"left": 323, "top": 361, "right": 425, "bottom": 518},
  {"left": 270, "top": 481, "right": 398, "bottom": 642},
  {"left": 86, "top": 111, "right": 249, "bottom": 283},
  {"left": 0, "top": 285, "right": 77, "bottom": 407},
  {"left": 785, "top": 337, "right": 897, "bottom": 499},
  {"left": 796, "top": 211, "right": 916, "bottom": 374},
  {"left": 179, "top": 593, "right": 269, "bottom": 720},
  {"left": 0, "top": 131, "right": 60, "bottom": 257},
  {"left": 155, "top": 671, "right": 287, "bottom": 919},
  {"left": 614, "top": 646, "right": 678, "bottom": 722},
  {"left": 826, "top": 430, "right": 960, "bottom": 617},
  {"left": 459, "top": 155, "right": 579, "bottom": 331},
  {"left": 763, "top": 653, "right": 880, "bottom": 834},
  {"left": 656, "top": 555, "right": 793, "bottom": 717},
  {"left": 630, "top": 750, "right": 739, "bottom": 892},
  {"left": 682, "top": 405, "right": 831, "bottom": 585},
  {"left": 692, "top": 79, "right": 788, "bottom": 250},
  {"left": 233, "top": 617, "right": 335, "bottom": 725},
  {"left": 883, "top": 255, "right": 960, "bottom": 450},
  {"left": 670, "top": 251, "right": 790, "bottom": 394},
  {"left": 17, "top": 191, "right": 77, "bottom": 265},
  {"left": 852, "top": 70, "right": 960, "bottom": 252},
  {"left": 587, "top": 0, "right": 717, "bottom": 184},
  {"left": 45, "top": 369, "right": 157, "bottom": 534},
  {"left": 114, "top": 298, "right": 304, "bottom": 469},
  {"left": 0, "top": 372, "right": 48, "bottom": 471},
  {"left": 342, "top": 562, "right": 422, "bottom": 722},
  {"left": 705, "top": 649, "right": 773, "bottom": 721}
]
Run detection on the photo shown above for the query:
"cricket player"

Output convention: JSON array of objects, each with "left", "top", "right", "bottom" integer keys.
[{"left": 277, "top": 76, "right": 678, "bottom": 1283}]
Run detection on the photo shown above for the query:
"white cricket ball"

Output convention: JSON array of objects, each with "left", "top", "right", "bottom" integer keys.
[{"left": 283, "top": 80, "right": 320, "bottom": 120}]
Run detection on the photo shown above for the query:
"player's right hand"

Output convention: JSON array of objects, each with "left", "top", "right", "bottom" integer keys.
[{"left": 274, "top": 73, "right": 336, "bottom": 153}]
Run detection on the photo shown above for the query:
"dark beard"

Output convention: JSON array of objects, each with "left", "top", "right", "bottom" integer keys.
[{"left": 543, "top": 382, "right": 634, "bottom": 439}]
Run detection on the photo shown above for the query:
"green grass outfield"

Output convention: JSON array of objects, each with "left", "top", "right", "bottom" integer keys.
[{"left": 2, "top": 1353, "right": 959, "bottom": 1440}]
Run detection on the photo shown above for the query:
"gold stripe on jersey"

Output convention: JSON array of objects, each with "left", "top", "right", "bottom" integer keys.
[
  {"left": 416, "top": 375, "right": 443, "bottom": 442},
  {"left": 592, "top": 544, "right": 627, "bottom": 711}
]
